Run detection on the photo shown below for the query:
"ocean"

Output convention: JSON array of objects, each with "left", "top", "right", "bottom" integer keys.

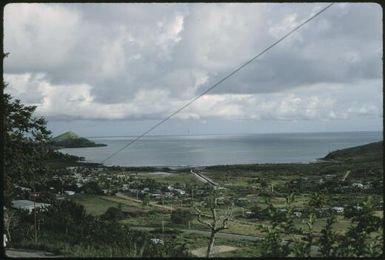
[{"left": 59, "top": 131, "right": 383, "bottom": 167}]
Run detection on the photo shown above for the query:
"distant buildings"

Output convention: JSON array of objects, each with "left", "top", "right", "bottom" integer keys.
[
  {"left": 64, "top": 190, "right": 75, "bottom": 196},
  {"left": 11, "top": 200, "right": 51, "bottom": 213},
  {"left": 331, "top": 206, "right": 344, "bottom": 214}
]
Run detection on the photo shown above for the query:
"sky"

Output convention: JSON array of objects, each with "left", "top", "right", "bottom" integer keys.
[{"left": 3, "top": 3, "right": 383, "bottom": 137}]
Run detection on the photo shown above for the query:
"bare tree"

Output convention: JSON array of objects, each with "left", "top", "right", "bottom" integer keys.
[{"left": 194, "top": 196, "right": 233, "bottom": 257}]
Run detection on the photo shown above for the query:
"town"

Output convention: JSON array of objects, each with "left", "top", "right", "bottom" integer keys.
[{"left": 7, "top": 144, "right": 383, "bottom": 257}]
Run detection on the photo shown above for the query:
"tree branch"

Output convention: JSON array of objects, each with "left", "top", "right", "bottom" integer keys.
[{"left": 194, "top": 207, "right": 213, "bottom": 229}]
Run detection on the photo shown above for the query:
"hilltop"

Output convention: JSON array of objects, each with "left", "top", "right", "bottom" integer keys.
[
  {"left": 52, "top": 131, "right": 107, "bottom": 148},
  {"left": 323, "top": 140, "right": 383, "bottom": 162}
]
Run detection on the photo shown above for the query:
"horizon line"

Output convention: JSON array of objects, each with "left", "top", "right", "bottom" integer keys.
[{"left": 83, "top": 130, "right": 383, "bottom": 139}]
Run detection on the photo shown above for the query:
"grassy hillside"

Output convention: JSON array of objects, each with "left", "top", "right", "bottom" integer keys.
[
  {"left": 52, "top": 131, "right": 107, "bottom": 148},
  {"left": 52, "top": 131, "right": 79, "bottom": 142},
  {"left": 323, "top": 141, "right": 383, "bottom": 162}
]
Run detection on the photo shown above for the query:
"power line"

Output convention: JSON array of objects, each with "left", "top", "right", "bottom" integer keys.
[{"left": 100, "top": 3, "right": 334, "bottom": 164}]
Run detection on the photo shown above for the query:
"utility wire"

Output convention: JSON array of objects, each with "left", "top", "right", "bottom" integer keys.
[{"left": 100, "top": 3, "right": 334, "bottom": 164}]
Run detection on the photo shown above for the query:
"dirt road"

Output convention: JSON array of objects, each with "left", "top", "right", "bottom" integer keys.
[{"left": 5, "top": 248, "right": 63, "bottom": 258}]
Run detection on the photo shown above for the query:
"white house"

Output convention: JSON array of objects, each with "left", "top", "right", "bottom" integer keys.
[
  {"left": 331, "top": 206, "right": 344, "bottom": 214},
  {"left": 293, "top": 211, "right": 302, "bottom": 217},
  {"left": 11, "top": 200, "right": 51, "bottom": 213},
  {"left": 14, "top": 184, "right": 31, "bottom": 192},
  {"left": 174, "top": 189, "right": 186, "bottom": 195},
  {"left": 352, "top": 183, "right": 364, "bottom": 189},
  {"left": 64, "top": 190, "right": 75, "bottom": 196},
  {"left": 150, "top": 238, "right": 164, "bottom": 245}
]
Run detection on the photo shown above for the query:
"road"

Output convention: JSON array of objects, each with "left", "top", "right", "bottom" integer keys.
[
  {"left": 130, "top": 225, "right": 262, "bottom": 242},
  {"left": 190, "top": 169, "right": 219, "bottom": 187},
  {"left": 115, "top": 192, "right": 174, "bottom": 211},
  {"left": 130, "top": 225, "right": 320, "bottom": 255},
  {"left": 5, "top": 248, "right": 64, "bottom": 258}
]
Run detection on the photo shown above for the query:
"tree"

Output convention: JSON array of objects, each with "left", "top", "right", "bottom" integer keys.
[
  {"left": 142, "top": 194, "right": 150, "bottom": 206},
  {"left": 101, "top": 207, "right": 124, "bottom": 222},
  {"left": 194, "top": 192, "right": 233, "bottom": 257},
  {"left": 3, "top": 58, "right": 52, "bottom": 205},
  {"left": 319, "top": 214, "right": 337, "bottom": 257},
  {"left": 334, "top": 196, "right": 382, "bottom": 257},
  {"left": 82, "top": 181, "right": 103, "bottom": 195},
  {"left": 3, "top": 54, "right": 54, "bottom": 244},
  {"left": 260, "top": 193, "right": 297, "bottom": 257},
  {"left": 170, "top": 209, "right": 193, "bottom": 225}
]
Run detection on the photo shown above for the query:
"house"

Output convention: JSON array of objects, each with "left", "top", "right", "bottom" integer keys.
[
  {"left": 174, "top": 189, "right": 185, "bottom": 195},
  {"left": 14, "top": 184, "right": 31, "bottom": 192},
  {"left": 331, "top": 206, "right": 344, "bottom": 214},
  {"left": 150, "top": 193, "right": 162, "bottom": 199},
  {"left": 164, "top": 192, "right": 174, "bottom": 198},
  {"left": 245, "top": 211, "right": 253, "bottom": 217},
  {"left": 150, "top": 238, "right": 164, "bottom": 245},
  {"left": 56, "top": 194, "right": 66, "bottom": 200},
  {"left": 352, "top": 183, "right": 364, "bottom": 189},
  {"left": 11, "top": 200, "right": 51, "bottom": 213},
  {"left": 325, "top": 174, "right": 337, "bottom": 180},
  {"left": 353, "top": 205, "right": 363, "bottom": 211},
  {"left": 293, "top": 211, "right": 302, "bottom": 217},
  {"left": 64, "top": 190, "right": 75, "bottom": 196}
]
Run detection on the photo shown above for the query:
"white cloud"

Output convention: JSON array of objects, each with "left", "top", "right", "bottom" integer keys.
[
  {"left": 3, "top": 3, "right": 382, "bottom": 125},
  {"left": 5, "top": 73, "right": 381, "bottom": 123}
]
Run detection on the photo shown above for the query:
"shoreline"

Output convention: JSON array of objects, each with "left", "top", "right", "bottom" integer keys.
[{"left": 61, "top": 140, "right": 382, "bottom": 171}]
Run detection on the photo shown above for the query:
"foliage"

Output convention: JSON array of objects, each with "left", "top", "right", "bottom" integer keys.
[
  {"left": 260, "top": 193, "right": 297, "bottom": 257},
  {"left": 170, "top": 209, "right": 194, "bottom": 225},
  {"left": 9, "top": 200, "right": 189, "bottom": 257},
  {"left": 81, "top": 181, "right": 103, "bottom": 195},
  {"left": 334, "top": 196, "right": 383, "bottom": 257},
  {"left": 52, "top": 131, "right": 106, "bottom": 148},
  {"left": 3, "top": 80, "right": 52, "bottom": 205},
  {"left": 319, "top": 214, "right": 337, "bottom": 257},
  {"left": 259, "top": 195, "right": 383, "bottom": 257},
  {"left": 101, "top": 206, "right": 125, "bottom": 222}
]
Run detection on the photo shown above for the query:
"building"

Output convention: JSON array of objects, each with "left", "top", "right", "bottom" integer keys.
[
  {"left": 64, "top": 190, "right": 75, "bottom": 196},
  {"left": 331, "top": 206, "right": 344, "bottom": 214},
  {"left": 150, "top": 238, "right": 164, "bottom": 245},
  {"left": 11, "top": 200, "right": 51, "bottom": 213},
  {"left": 174, "top": 189, "right": 186, "bottom": 195},
  {"left": 14, "top": 184, "right": 31, "bottom": 192},
  {"left": 293, "top": 211, "right": 302, "bottom": 218},
  {"left": 352, "top": 183, "right": 364, "bottom": 189}
]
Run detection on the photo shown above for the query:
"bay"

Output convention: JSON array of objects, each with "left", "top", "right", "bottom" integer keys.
[{"left": 59, "top": 131, "right": 383, "bottom": 167}]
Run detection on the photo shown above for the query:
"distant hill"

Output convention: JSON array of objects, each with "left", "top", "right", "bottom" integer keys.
[
  {"left": 323, "top": 141, "right": 383, "bottom": 162},
  {"left": 52, "top": 131, "right": 107, "bottom": 148}
]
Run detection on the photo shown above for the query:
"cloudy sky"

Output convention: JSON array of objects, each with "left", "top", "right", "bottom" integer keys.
[{"left": 4, "top": 3, "right": 383, "bottom": 137}]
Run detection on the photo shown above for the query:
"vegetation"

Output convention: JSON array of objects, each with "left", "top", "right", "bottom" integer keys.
[
  {"left": 323, "top": 141, "right": 383, "bottom": 162},
  {"left": 194, "top": 192, "right": 233, "bottom": 257},
  {"left": 171, "top": 209, "right": 194, "bottom": 225},
  {"left": 52, "top": 131, "right": 106, "bottom": 148}
]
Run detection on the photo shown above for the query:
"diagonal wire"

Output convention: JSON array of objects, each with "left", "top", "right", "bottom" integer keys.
[{"left": 100, "top": 3, "right": 334, "bottom": 164}]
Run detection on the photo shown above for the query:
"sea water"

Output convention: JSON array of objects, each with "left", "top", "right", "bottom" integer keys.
[{"left": 59, "top": 131, "right": 382, "bottom": 167}]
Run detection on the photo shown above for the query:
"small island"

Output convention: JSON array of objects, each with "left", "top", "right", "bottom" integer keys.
[{"left": 52, "top": 131, "right": 107, "bottom": 148}]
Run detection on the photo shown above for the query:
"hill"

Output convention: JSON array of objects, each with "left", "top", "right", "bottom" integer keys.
[
  {"left": 52, "top": 131, "right": 107, "bottom": 148},
  {"left": 323, "top": 141, "right": 383, "bottom": 162}
]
